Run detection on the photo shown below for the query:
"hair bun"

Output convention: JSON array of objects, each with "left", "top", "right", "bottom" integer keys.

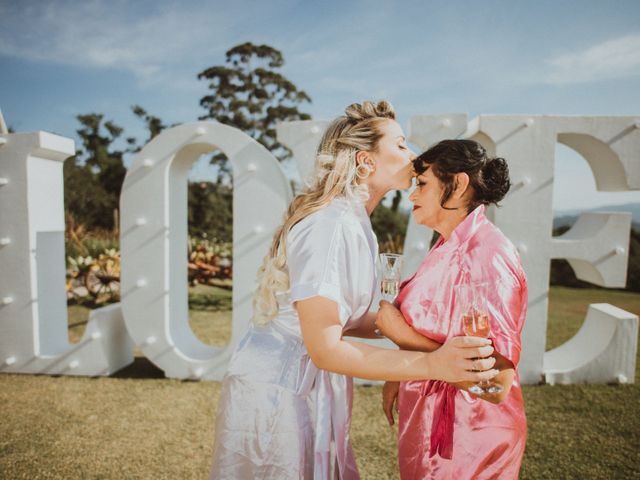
[
  {"left": 344, "top": 100, "right": 396, "bottom": 122},
  {"left": 481, "top": 157, "right": 511, "bottom": 204}
]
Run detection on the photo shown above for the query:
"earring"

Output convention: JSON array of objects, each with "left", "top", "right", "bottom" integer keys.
[{"left": 356, "top": 163, "right": 372, "bottom": 179}]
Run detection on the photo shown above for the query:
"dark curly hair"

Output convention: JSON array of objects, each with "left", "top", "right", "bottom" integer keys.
[{"left": 412, "top": 139, "right": 511, "bottom": 212}]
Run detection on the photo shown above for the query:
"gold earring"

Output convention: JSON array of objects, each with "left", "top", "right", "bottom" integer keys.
[{"left": 356, "top": 164, "right": 372, "bottom": 179}]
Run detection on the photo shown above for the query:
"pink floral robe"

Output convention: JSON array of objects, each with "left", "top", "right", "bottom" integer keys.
[{"left": 395, "top": 205, "right": 528, "bottom": 479}]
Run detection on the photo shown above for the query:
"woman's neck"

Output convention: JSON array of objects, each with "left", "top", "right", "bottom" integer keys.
[
  {"left": 437, "top": 209, "right": 469, "bottom": 241},
  {"left": 364, "top": 184, "right": 388, "bottom": 216}
]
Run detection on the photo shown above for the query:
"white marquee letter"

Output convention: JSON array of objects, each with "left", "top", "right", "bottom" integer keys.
[
  {"left": 465, "top": 115, "right": 639, "bottom": 384},
  {"left": 120, "top": 121, "right": 291, "bottom": 380},
  {"left": 0, "top": 131, "right": 133, "bottom": 376}
]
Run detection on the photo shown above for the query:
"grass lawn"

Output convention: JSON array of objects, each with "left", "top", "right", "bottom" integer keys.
[{"left": 1, "top": 286, "right": 639, "bottom": 479}]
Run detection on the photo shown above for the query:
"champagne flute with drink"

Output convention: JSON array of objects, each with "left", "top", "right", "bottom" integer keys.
[
  {"left": 379, "top": 253, "right": 403, "bottom": 302},
  {"left": 454, "top": 282, "right": 503, "bottom": 395}
]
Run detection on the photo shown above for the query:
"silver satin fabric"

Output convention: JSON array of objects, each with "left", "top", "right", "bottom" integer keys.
[{"left": 210, "top": 198, "right": 378, "bottom": 479}]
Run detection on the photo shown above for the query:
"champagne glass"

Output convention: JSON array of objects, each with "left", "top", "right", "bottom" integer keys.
[
  {"left": 379, "top": 253, "right": 403, "bottom": 303},
  {"left": 454, "top": 282, "right": 503, "bottom": 395}
]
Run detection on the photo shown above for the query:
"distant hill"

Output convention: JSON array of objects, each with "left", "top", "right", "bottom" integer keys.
[{"left": 554, "top": 202, "right": 640, "bottom": 230}]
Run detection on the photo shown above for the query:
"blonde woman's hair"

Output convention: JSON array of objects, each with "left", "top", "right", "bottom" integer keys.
[{"left": 252, "top": 100, "right": 396, "bottom": 324}]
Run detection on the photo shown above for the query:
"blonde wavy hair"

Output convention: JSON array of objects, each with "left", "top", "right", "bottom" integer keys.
[{"left": 252, "top": 100, "right": 396, "bottom": 325}]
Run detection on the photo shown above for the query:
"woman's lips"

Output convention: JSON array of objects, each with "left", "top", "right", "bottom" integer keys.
[{"left": 412, "top": 205, "right": 420, "bottom": 211}]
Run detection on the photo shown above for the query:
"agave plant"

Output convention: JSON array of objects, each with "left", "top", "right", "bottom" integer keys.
[
  {"left": 187, "top": 238, "right": 233, "bottom": 288},
  {"left": 66, "top": 250, "right": 121, "bottom": 304},
  {"left": 66, "top": 255, "right": 96, "bottom": 299},
  {"left": 66, "top": 237, "right": 234, "bottom": 303},
  {"left": 67, "top": 255, "right": 97, "bottom": 278},
  {"left": 85, "top": 248, "right": 121, "bottom": 303}
]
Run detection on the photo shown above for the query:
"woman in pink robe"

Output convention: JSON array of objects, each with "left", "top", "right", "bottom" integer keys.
[{"left": 375, "top": 139, "right": 528, "bottom": 479}]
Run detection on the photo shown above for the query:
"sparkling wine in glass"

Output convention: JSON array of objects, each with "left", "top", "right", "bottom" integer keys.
[
  {"left": 462, "top": 311, "right": 491, "bottom": 338},
  {"left": 379, "top": 253, "right": 403, "bottom": 303},
  {"left": 455, "top": 282, "right": 503, "bottom": 395}
]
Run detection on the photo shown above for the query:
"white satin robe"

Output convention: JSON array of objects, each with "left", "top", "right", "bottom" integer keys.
[{"left": 209, "top": 197, "right": 378, "bottom": 479}]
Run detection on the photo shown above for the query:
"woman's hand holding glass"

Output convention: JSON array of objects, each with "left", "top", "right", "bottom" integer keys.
[
  {"left": 429, "top": 336, "right": 497, "bottom": 383},
  {"left": 374, "top": 299, "right": 409, "bottom": 342},
  {"left": 375, "top": 300, "right": 498, "bottom": 383},
  {"left": 455, "top": 282, "right": 504, "bottom": 395}
]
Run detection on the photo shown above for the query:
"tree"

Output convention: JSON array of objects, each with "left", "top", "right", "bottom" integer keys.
[
  {"left": 390, "top": 190, "right": 403, "bottom": 213},
  {"left": 371, "top": 204, "right": 410, "bottom": 252},
  {"left": 188, "top": 181, "right": 233, "bottom": 242},
  {"left": 130, "top": 105, "right": 168, "bottom": 151},
  {"left": 64, "top": 114, "right": 127, "bottom": 231},
  {"left": 197, "top": 42, "right": 311, "bottom": 182},
  {"left": 63, "top": 155, "right": 112, "bottom": 231}
]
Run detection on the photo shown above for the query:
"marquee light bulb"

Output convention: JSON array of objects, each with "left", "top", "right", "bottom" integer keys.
[
  {"left": 0, "top": 237, "right": 10, "bottom": 246},
  {"left": 142, "top": 158, "right": 154, "bottom": 168},
  {"left": 135, "top": 217, "right": 147, "bottom": 226},
  {"left": 5, "top": 356, "right": 16, "bottom": 365}
]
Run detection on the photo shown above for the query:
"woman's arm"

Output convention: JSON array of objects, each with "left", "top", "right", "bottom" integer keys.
[
  {"left": 296, "top": 296, "right": 498, "bottom": 383},
  {"left": 342, "top": 311, "right": 380, "bottom": 339},
  {"left": 375, "top": 301, "right": 515, "bottom": 404},
  {"left": 374, "top": 301, "right": 442, "bottom": 352}
]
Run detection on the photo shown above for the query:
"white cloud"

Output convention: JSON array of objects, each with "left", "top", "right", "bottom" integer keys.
[
  {"left": 545, "top": 33, "right": 640, "bottom": 84},
  {"left": 0, "top": 1, "right": 243, "bottom": 88}
]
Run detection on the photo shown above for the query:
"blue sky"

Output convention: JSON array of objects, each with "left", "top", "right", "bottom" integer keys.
[{"left": 1, "top": 0, "right": 639, "bottom": 212}]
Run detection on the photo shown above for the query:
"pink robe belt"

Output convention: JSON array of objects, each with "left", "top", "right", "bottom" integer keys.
[{"left": 421, "top": 380, "right": 457, "bottom": 460}]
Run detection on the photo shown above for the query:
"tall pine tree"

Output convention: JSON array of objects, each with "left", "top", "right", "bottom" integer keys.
[{"left": 198, "top": 42, "right": 311, "bottom": 182}]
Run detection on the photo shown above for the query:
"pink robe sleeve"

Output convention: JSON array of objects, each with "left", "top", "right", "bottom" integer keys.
[{"left": 485, "top": 252, "right": 528, "bottom": 366}]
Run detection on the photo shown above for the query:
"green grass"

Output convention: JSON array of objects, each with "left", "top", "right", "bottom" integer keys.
[
  {"left": 1, "top": 287, "right": 639, "bottom": 479},
  {"left": 546, "top": 286, "right": 640, "bottom": 352}
]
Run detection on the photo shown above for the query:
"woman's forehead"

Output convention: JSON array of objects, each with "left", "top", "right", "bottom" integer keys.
[
  {"left": 381, "top": 119, "right": 404, "bottom": 137},
  {"left": 415, "top": 167, "right": 432, "bottom": 179}
]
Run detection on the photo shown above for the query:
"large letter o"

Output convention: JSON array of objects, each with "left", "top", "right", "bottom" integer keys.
[{"left": 120, "top": 122, "right": 292, "bottom": 380}]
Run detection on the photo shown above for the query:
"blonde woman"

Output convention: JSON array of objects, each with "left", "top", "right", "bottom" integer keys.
[{"left": 209, "top": 101, "right": 498, "bottom": 479}]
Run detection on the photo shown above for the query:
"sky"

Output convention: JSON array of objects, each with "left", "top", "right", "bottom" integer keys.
[{"left": 1, "top": 0, "right": 639, "bottom": 213}]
